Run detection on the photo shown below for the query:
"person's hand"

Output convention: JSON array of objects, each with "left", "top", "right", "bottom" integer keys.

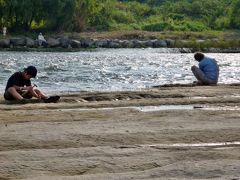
[{"left": 26, "top": 86, "right": 34, "bottom": 91}]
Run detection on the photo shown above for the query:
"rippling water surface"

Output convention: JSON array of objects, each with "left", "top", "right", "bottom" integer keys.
[{"left": 0, "top": 49, "right": 239, "bottom": 93}]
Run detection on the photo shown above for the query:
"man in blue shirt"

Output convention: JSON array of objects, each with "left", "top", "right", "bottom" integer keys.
[{"left": 191, "top": 52, "right": 219, "bottom": 85}]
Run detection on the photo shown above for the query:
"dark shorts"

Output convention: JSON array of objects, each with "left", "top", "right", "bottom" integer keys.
[{"left": 4, "top": 91, "right": 33, "bottom": 101}]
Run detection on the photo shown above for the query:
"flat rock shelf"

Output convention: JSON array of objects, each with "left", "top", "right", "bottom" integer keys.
[{"left": 0, "top": 84, "right": 240, "bottom": 180}]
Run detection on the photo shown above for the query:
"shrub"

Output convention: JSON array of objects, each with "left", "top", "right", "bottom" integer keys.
[
  {"left": 215, "top": 17, "right": 230, "bottom": 30},
  {"left": 142, "top": 20, "right": 208, "bottom": 32},
  {"left": 128, "top": 1, "right": 151, "bottom": 17},
  {"left": 111, "top": 10, "right": 136, "bottom": 24},
  {"left": 143, "top": 21, "right": 173, "bottom": 31},
  {"left": 109, "top": 23, "right": 141, "bottom": 31},
  {"left": 184, "top": 21, "right": 208, "bottom": 32}
]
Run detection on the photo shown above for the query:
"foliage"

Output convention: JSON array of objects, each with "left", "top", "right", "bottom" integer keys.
[
  {"left": 0, "top": 0, "right": 239, "bottom": 32},
  {"left": 87, "top": 0, "right": 115, "bottom": 31},
  {"left": 143, "top": 20, "right": 208, "bottom": 32},
  {"left": 230, "top": 0, "right": 240, "bottom": 29}
]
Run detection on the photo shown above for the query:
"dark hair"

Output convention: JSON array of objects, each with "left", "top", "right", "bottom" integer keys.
[
  {"left": 24, "top": 66, "right": 37, "bottom": 78},
  {"left": 194, "top": 52, "right": 204, "bottom": 62}
]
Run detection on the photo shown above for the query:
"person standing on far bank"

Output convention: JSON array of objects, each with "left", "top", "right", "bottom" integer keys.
[
  {"left": 3, "top": 26, "right": 7, "bottom": 37},
  {"left": 191, "top": 52, "right": 219, "bottom": 85}
]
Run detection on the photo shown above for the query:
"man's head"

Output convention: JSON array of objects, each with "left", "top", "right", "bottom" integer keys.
[
  {"left": 194, "top": 52, "right": 204, "bottom": 62},
  {"left": 23, "top": 66, "right": 37, "bottom": 79}
]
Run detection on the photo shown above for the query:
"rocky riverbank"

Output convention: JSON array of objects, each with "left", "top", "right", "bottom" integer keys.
[
  {"left": 1, "top": 36, "right": 240, "bottom": 53},
  {"left": 0, "top": 36, "right": 174, "bottom": 48}
]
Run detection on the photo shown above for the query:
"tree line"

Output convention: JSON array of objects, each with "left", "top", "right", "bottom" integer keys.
[{"left": 0, "top": 0, "right": 240, "bottom": 33}]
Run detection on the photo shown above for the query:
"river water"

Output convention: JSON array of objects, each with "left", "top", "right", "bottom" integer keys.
[{"left": 0, "top": 48, "right": 239, "bottom": 93}]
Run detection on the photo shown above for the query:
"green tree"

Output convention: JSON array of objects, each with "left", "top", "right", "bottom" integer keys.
[
  {"left": 0, "top": 0, "right": 238, "bottom": 33},
  {"left": 0, "top": 0, "right": 4, "bottom": 27},
  {"left": 2, "top": 0, "right": 44, "bottom": 31},
  {"left": 88, "top": 0, "right": 115, "bottom": 31},
  {"left": 230, "top": 0, "right": 240, "bottom": 28},
  {"left": 73, "top": 0, "right": 97, "bottom": 32},
  {"left": 41, "top": 0, "right": 75, "bottom": 31}
]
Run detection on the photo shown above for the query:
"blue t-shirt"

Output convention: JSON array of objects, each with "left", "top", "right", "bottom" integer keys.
[{"left": 199, "top": 56, "right": 219, "bottom": 81}]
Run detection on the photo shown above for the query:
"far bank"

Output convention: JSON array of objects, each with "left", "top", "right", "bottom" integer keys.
[{"left": 1, "top": 31, "right": 240, "bottom": 52}]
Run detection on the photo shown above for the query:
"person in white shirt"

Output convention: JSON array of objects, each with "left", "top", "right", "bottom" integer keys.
[
  {"left": 3, "top": 27, "right": 7, "bottom": 37},
  {"left": 38, "top": 32, "right": 46, "bottom": 46}
]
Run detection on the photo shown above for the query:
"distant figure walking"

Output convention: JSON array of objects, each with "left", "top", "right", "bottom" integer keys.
[
  {"left": 38, "top": 32, "right": 46, "bottom": 46},
  {"left": 3, "top": 27, "right": 7, "bottom": 37},
  {"left": 191, "top": 52, "right": 219, "bottom": 85}
]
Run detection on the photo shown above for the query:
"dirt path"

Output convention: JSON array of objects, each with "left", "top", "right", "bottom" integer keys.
[{"left": 0, "top": 84, "right": 240, "bottom": 179}]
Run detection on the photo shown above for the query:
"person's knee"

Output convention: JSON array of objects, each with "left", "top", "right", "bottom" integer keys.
[
  {"left": 191, "top": 65, "right": 197, "bottom": 72},
  {"left": 5, "top": 87, "right": 20, "bottom": 100},
  {"left": 34, "top": 89, "right": 41, "bottom": 94},
  {"left": 7, "top": 87, "right": 17, "bottom": 93}
]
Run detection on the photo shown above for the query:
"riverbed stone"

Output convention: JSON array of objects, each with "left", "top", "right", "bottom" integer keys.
[
  {"left": 153, "top": 39, "right": 167, "bottom": 47},
  {"left": 10, "top": 38, "right": 26, "bottom": 46},
  {"left": 0, "top": 39, "right": 10, "bottom": 48},
  {"left": 70, "top": 40, "right": 81, "bottom": 48},
  {"left": 108, "top": 40, "right": 120, "bottom": 48},
  {"left": 144, "top": 40, "right": 154, "bottom": 47},
  {"left": 123, "top": 40, "right": 134, "bottom": 48},
  {"left": 81, "top": 38, "right": 94, "bottom": 48},
  {"left": 25, "top": 37, "right": 35, "bottom": 47},
  {"left": 59, "top": 37, "right": 70, "bottom": 48},
  {"left": 132, "top": 40, "right": 145, "bottom": 48},
  {"left": 47, "top": 38, "right": 60, "bottom": 47},
  {"left": 120, "top": 40, "right": 133, "bottom": 48},
  {"left": 95, "top": 39, "right": 109, "bottom": 47},
  {"left": 165, "top": 39, "right": 175, "bottom": 47}
]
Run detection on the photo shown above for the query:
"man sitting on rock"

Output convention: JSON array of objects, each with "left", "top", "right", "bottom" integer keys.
[{"left": 191, "top": 52, "right": 219, "bottom": 85}]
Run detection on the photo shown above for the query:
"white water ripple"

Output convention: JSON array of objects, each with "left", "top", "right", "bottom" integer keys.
[{"left": 0, "top": 49, "right": 239, "bottom": 93}]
